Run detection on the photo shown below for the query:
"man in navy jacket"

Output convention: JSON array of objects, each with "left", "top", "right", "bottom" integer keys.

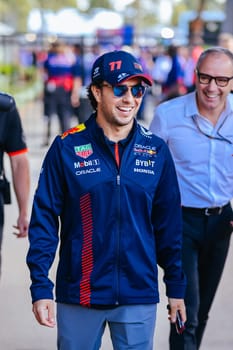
[
  {"left": 27, "top": 50, "right": 186, "bottom": 350},
  {"left": 0, "top": 93, "right": 30, "bottom": 276}
]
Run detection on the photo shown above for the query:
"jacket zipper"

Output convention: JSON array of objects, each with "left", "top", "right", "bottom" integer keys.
[{"left": 115, "top": 172, "right": 121, "bottom": 305}]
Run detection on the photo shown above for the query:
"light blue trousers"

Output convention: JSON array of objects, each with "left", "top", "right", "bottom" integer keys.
[{"left": 57, "top": 303, "right": 157, "bottom": 350}]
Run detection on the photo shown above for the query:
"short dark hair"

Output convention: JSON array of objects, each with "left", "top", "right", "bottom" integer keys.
[{"left": 87, "top": 84, "right": 101, "bottom": 111}]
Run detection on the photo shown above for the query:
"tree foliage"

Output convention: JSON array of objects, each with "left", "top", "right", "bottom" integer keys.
[
  {"left": 0, "top": 0, "right": 227, "bottom": 33},
  {"left": 0, "top": 0, "right": 30, "bottom": 31},
  {"left": 0, "top": 0, "right": 77, "bottom": 32},
  {"left": 171, "top": 0, "right": 225, "bottom": 26},
  {"left": 88, "top": 0, "right": 111, "bottom": 10},
  {"left": 35, "top": 0, "right": 77, "bottom": 11}
]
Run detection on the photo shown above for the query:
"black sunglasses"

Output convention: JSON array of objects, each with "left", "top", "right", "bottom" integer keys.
[
  {"left": 196, "top": 70, "right": 233, "bottom": 87},
  {"left": 101, "top": 83, "right": 146, "bottom": 98}
]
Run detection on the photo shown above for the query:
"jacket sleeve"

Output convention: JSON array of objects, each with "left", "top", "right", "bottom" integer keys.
[
  {"left": 26, "top": 136, "right": 65, "bottom": 303},
  {"left": 152, "top": 142, "right": 186, "bottom": 298}
]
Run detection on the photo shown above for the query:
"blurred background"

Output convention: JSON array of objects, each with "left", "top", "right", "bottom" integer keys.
[
  {"left": 0, "top": 0, "right": 233, "bottom": 102},
  {"left": 1, "top": 3, "right": 233, "bottom": 349}
]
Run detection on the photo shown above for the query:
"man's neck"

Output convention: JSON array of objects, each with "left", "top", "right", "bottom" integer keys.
[{"left": 96, "top": 118, "right": 134, "bottom": 143}]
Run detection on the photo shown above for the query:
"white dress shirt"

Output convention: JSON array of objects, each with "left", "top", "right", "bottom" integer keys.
[{"left": 150, "top": 91, "right": 233, "bottom": 208}]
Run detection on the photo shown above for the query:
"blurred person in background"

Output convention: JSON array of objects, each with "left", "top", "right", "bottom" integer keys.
[
  {"left": 218, "top": 32, "right": 233, "bottom": 52},
  {"left": 0, "top": 92, "right": 30, "bottom": 277},
  {"left": 131, "top": 45, "right": 155, "bottom": 121},
  {"left": 27, "top": 49, "right": 186, "bottom": 350},
  {"left": 42, "top": 41, "right": 82, "bottom": 146},
  {"left": 150, "top": 47, "right": 233, "bottom": 349},
  {"left": 72, "top": 44, "right": 100, "bottom": 125},
  {"left": 151, "top": 45, "right": 172, "bottom": 101},
  {"left": 178, "top": 45, "right": 197, "bottom": 93},
  {"left": 218, "top": 33, "right": 233, "bottom": 94},
  {"left": 160, "top": 45, "right": 186, "bottom": 102}
]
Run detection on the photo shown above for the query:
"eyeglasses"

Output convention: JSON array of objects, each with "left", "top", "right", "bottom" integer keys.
[
  {"left": 192, "top": 115, "right": 232, "bottom": 144},
  {"left": 101, "top": 83, "right": 146, "bottom": 98},
  {"left": 196, "top": 70, "right": 233, "bottom": 87}
]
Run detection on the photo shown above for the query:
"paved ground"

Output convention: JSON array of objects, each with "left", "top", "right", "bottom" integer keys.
[{"left": 0, "top": 99, "right": 233, "bottom": 349}]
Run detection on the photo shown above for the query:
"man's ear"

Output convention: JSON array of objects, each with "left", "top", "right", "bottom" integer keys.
[
  {"left": 91, "top": 85, "right": 101, "bottom": 103},
  {"left": 229, "top": 79, "right": 233, "bottom": 92}
]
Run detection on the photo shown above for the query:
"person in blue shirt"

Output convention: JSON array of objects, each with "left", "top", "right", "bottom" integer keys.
[
  {"left": 161, "top": 45, "right": 186, "bottom": 102},
  {"left": 27, "top": 50, "right": 186, "bottom": 350},
  {"left": 150, "top": 46, "right": 233, "bottom": 350}
]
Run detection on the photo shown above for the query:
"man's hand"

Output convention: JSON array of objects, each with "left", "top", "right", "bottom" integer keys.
[
  {"left": 167, "top": 298, "right": 186, "bottom": 324},
  {"left": 13, "top": 213, "right": 29, "bottom": 238},
  {"left": 32, "top": 299, "right": 56, "bottom": 328}
]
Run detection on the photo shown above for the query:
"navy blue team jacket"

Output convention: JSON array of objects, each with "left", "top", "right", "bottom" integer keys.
[{"left": 27, "top": 114, "right": 186, "bottom": 306}]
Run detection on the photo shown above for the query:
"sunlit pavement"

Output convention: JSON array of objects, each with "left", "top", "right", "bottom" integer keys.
[{"left": 0, "top": 99, "right": 232, "bottom": 349}]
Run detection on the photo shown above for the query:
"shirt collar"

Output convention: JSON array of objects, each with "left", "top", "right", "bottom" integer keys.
[{"left": 184, "top": 91, "right": 199, "bottom": 118}]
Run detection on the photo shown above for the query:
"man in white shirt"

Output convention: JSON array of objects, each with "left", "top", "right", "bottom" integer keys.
[{"left": 150, "top": 47, "right": 233, "bottom": 350}]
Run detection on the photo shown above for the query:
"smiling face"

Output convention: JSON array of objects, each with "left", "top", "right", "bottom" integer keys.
[
  {"left": 195, "top": 52, "right": 233, "bottom": 119},
  {"left": 91, "top": 77, "right": 144, "bottom": 141}
]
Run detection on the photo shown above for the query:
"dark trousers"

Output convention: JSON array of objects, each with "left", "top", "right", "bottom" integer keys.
[
  {"left": 43, "top": 87, "right": 72, "bottom": 139},
  {"left": 169, "top": 203, "right": 233, "bottom": 350},
  {"left": 0, "top": 195, "right": 4, "bottom": 276}
]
